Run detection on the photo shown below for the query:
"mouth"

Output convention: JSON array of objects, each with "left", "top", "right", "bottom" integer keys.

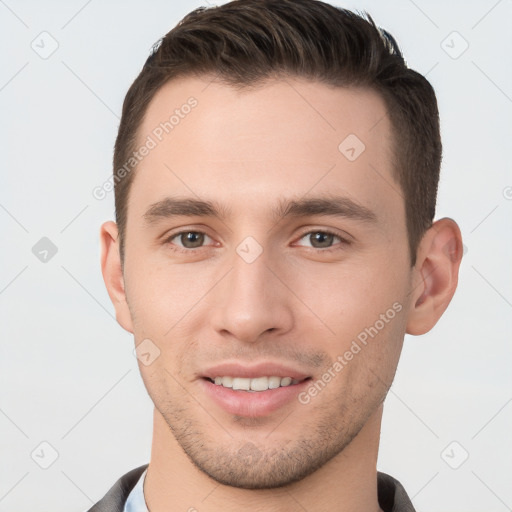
[
  {"left": 203, "top": 375, "right": 312, "bottom": 392},
  {"left": 200, "top": 375, "right": 313, "bottom": 418}
]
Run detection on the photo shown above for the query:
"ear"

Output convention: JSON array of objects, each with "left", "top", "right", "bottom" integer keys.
[
  {"left": 100, "top": 221, "right": 134, "bottom": 333},
  {"left": 406, "top": 217, "right": 463, "bottom": 335}
]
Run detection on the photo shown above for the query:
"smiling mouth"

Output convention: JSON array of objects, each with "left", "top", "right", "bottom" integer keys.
[{"left": 204, "top": 376, "right": 312, "bottom": 392}]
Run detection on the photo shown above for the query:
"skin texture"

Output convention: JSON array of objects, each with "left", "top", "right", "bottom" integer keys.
[{"left": 100, "top": 76, "right": 463, "bottom": 511}]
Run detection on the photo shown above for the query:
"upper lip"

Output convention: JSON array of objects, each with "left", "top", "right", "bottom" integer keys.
[{"left": 201, "top": 362, "right": 311, "bottom": 380}]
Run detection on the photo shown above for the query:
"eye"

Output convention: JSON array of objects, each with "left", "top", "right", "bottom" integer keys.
[
  {"left": 164, "top": 230, "right": 214, "bottom": 251},
  {"left": 295, "top": 230, "right": 350, "bottom": 251},
  {"left": 163, "top": 229, "right": 350, "bottom": 254}
]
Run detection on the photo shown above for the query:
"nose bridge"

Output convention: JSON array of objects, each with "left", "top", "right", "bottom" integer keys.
[
  {"left": 231, "top": 241, "right": 272, "bottom": 302},
  {"left": 224, "top": 222, "right": 275, "bottom": 300}
]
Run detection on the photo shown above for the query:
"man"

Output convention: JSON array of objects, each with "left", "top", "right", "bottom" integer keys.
[{"left": 93, "top": 0, "right": 463, "bottom": 510}]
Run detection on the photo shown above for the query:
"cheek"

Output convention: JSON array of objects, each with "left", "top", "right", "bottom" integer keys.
[
  {"left": 309, "top": 259, "right": 407, "bottom": 335},
  {"left": 310, "top": 259, "right": 409, "bottom": 385},
  {"left": 124, "top": 256, "right": 193, "bottom": 331},
  {"left": 124, "top": 260, "right": 201, "bottom": 369},
  {"left": 323, "top": 303, "right": 406, "bottom": 409},
  {"left": 134, "top": 336, "right": 193, "bottom": 405}
]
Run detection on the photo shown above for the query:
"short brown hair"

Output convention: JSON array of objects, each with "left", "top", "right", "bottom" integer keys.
[{"left": 113, "top": 0, "right": 441, "bottom": 266}]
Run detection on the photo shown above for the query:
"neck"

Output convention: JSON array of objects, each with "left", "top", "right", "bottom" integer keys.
[{"left": 144, "top": 405, "right": 384, "bottom": 512}]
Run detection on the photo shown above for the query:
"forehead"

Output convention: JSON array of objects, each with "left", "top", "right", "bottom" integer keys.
[{"left": 130, "top": 75, "right": 400, "bottom": 225}]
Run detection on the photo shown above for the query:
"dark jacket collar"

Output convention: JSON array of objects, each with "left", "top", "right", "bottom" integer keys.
[
  {"left": 88, "top": 465, "right": 416, "bottom": 512},
  {"left": 87, "top": 464, "right": 148, "bottom": 512}
]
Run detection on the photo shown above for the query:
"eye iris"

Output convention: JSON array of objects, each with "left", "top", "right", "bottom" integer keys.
[
  {"left": 175, "top": 232, "right": 337, "bottom": 249},
  {"left": 311, "top": 232, "right": 333, "bottom": 248},
  {"left": 181, "top": 232, "right": 204, "bottom": 248}
]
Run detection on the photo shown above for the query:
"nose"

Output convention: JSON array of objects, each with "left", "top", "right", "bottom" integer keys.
[{"left": 209, "top": 244, "right": 294, "bottom": 344}]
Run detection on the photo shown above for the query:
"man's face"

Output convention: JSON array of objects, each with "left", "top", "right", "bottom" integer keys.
[{"left": 120, "top": 76, "right": 414, "bottom": 488}]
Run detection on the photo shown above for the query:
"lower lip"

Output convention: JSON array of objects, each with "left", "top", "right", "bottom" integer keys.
[{"left": 200, "top": 378, "right": 311, "bottom": 418}]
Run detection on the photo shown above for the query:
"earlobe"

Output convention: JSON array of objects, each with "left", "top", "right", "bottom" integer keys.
[
  {"left": 406, "top": 218, "right": 463, "bottom": 335},
  {"left": 100, "top": 221, "right": 134, "bottom": 333}
]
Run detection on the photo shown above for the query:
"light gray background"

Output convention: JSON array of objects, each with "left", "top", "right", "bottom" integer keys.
[{"left": 1, "top": 1, "right": 511, "bottom": 511}]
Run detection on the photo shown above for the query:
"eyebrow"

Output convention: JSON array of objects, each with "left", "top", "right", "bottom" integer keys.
[{"left": 143, "top": 195, "right": 378, "bottom": 226}]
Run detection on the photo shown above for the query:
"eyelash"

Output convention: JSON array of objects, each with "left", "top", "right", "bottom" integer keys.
[{"left": 163, "top": 229, "right": 351, "bottom": 254}]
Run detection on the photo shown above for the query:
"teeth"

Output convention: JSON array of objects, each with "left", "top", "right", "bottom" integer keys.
[
  {"left": 215, "top": 376, "right": 233, "bottom": 387},
  {"left": 232, "top": 377, "right": 251, "bottom": 391},
  {"left": 268, "top": 376, "right": 281, "bottom": 389},
  {"left": 211, "top": 376, "right": 300, "bottom": 391}
]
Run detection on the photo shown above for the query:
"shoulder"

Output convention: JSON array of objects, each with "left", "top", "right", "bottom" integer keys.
[
  {"left": 86, "top": 464, "right": 149, "bottom": 512},
  {"left": 377, "top": 471, "right": 416, "bottom": 512}
]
